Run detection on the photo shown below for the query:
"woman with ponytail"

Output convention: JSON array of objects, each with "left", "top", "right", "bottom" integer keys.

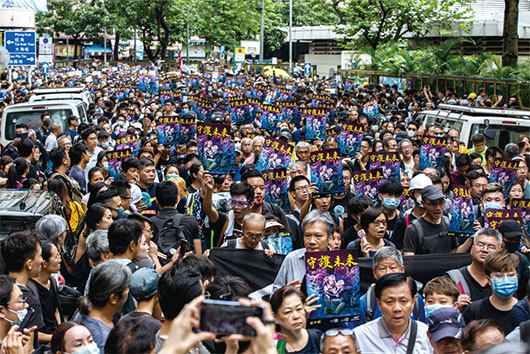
[
  {"left": 5, "top": 157, "right": 31, "bottom": 189},
  {"left": 72, "top": 261, "right": 131, "bottom": 352},
  {"left": 48, "top": 178, "right": 84, "bottom": 231}
]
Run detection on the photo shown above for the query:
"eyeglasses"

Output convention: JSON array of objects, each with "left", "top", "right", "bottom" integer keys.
[
  {"left": 474, "top": 242, "right": 497, "bottom": 251},
  {"left": 371, "top": 220, "right": 387, "bottom": 226},
  {"left": 295, "top": 185, "right": 309, "bottom": 192},
  {"left": 229, "top": 199, "right": 249, "bottom": 208},
  {"left": 142, "top": 228, "right": 153, "bottom": 235},
  {"left": 424, "top": 200, "right": 445, "bottom": 207},
  {"left": 324, "top": 328, "right": 354, "bottom": 337},
  {"left": 7, "top": 297, "right": 26, "bottom": 306}
]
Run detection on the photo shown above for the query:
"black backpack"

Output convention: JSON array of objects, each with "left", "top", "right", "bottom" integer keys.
[{"left": 156, "top": 214, "right": 189, "bottom": 264}]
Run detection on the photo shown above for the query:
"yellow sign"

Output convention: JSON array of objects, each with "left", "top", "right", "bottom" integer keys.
[{"left": 235, "top": 47, "right": 245, "bottom": 54}]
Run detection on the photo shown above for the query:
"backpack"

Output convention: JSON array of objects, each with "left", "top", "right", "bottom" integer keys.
[
  {"left": 446, "top": 268, "right": 470, "bottom": 296},
  {"left": 156, "top": 214, "right": 189, "bottom": 264},
  {"left": 366, "top": 283, "right": 420, "bottom": 322},
  {"left": 409, "top": 215, "right": 450, "bottom": 252}
]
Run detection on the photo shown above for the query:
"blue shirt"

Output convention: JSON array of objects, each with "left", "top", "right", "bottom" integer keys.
[
  {"left": 72, "top": 313, "right": 111, "bottom": 352},
  {"left": 510, "top": 297, "right": 530, "bottom": 328},
  {"left": 66, "top": 128, "right": 78, "bottom": 140}
]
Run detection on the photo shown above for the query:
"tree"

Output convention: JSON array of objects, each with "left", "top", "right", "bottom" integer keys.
[
  {"left": 338, "top": 0, "right": 471, "bottom": 52},
  {"left": 502, "top": 0, "right": 519, "bottom": 66}
]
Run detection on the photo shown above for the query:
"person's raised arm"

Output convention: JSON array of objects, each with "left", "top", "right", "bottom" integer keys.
[
  {"left": 200, "top": 172, "right": 218, "bottom": 224},
  {"left": 299, "top": 183, "right": 318, "bottom": 223}
]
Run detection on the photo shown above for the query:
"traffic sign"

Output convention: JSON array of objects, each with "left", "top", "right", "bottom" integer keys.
[
  {"left": 220, "top": 45, "right": 225, "bottom": 59},
  {"left": 234, "top": 47, "right": 245, "bottom": 63},
  {"left": 5, "top": 31, "right": 36, "bottom": 66},
  {"left": 38, "top": 54, "right": 53, "bottom": 63},
  {"left": 41, "top": 62, "right": 49, "bottom": 75},
  {"left": 304, "top": 62, "right": 312, "bottom": 76},
  {"left": 39, "top": 37, "right": 53, "bottom": 55}
]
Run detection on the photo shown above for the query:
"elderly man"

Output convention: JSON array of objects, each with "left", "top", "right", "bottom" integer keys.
[
  {"left": 272, "top": 210, "right": 334, "bottom": 292},
  {"left": 427, "top": 307, "right": 466, "bottom": 354},
  {"left": 221, "top": 213, "right": 274, "bottom": 257},
  {"left": 294, "top": 141, "right": 311, "bottom": 164},
  {"left": 320, "top": 328, "right": 360, "bottom": 354}
]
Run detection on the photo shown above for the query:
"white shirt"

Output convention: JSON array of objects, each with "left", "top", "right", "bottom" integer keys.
[
  {"left": 220, "top": 237, "right": 264, "bottom": 250},
  {"left": 45, "top": 133, "right": 58, "bottom": 151},
  {"left": 85, "top": 146, "right": 103, "bottom": 181},
  {"left": 354, "top": 317, "right": 433, "bottom": 354}
]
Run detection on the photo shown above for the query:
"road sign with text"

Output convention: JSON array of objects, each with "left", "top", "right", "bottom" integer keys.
[{"left": 5, "top": 31, "right": 36, "bottom": 66}]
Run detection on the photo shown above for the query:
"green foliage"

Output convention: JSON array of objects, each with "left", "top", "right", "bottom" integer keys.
[{"left": 339, "top": 0, "right": 472, "bottom": 52}]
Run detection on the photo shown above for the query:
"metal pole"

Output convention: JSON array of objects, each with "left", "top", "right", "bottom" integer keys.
[
  {"left": 289, "top": 0, "right": 292, "bottom": 71},
  {"left": 186, "top": 4, "right": 190, "bottom": 64},
  {"left": 66, "top": 37, "right": 69, "bottom": 61},
  {"left": 259, "top": 0, "right": 264, "bottom": 64},
  {"left": 104, "top": 26, "right": 107, "bottom": 64},
  {"left": 134, "top": 27, "right": 137, "bottom": 62}
]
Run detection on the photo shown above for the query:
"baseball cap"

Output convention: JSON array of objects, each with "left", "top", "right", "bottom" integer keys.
[
  {"left": 266, "top": 219, "right": 284, "bottom": 230},
  {"left": 428, "top": 307, "right": 465, "bottom": 342},
  {"left": 235, "top": 142, "right": 242, "bottom": 154},
  {"left": 97, "top": 130, "right": 110, "bottom": 139},
  {"left": 468, "top": 92, "right": 477, "bottom": 99},
  {"left": 421, "top": 185, "right": 445, "bottom": 201},
  {"left": 129, "top": 267, "right": 160, "bottom": 301},
  {"left": 498, "top": 219, "right": 522, "bottom": 239}
]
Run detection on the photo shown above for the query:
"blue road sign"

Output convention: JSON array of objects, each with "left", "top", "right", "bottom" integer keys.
[
  {"left": 5, "top": 31, "right": 36, "bottom": 66},
  {"left": 304, "top": 62, "right": 312, "bottom": 76},
  {"left": 42, "top": 62, "right": 49, "bottom": 75}
]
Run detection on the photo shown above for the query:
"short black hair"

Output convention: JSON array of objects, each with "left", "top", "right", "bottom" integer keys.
[
  {"left": 485, "top": 146, "right": 503, "bottom": 160},
  {"left": 86, "top": 203, "right": 112, "bottom": 230},
  {"left": 110, "top": 180, "right": 131, "bottom": 199},
  {"left": 67, "top": 115, "right": 79, "bottom": 124},
  {"left": 177, "top": 254, "right": 217, "bottom": 282},
  {"left": 107, "top": 219, "right": 142, "bottom": 255},
  {"left": 374, "top": 273, "right": 417, "bottom": 300},
  {"left": 49, "top": 147, "right": 68, "bottom": 169},
  {"left": 122, "top": 157, "right": 139, "bottom": 173},
  {"left": 230, "top": 182, "right": 254, "bottom": 202},
  {"left": 206, "top": 275, "right": 251, "bottom": 301},
  {"left": 158, "top": 267, "right": 203, "bottom": 320},
  {"left": 15, "top": 138, "right": 34, "bottom": 158},
  {"left": 455, "top": 153, "right": 472, "bottom": 168},
  {"left": 104, "top": 316, "right": 156, "bottom": 354},
  {"left": 95, "top": 188, "right": 120, "bottom": 206},
  {"left": 138, "top": 158, "right": 155, "bottom": 170},
  {"left": 0, "top": 275, "right": 16, "bottom": 307},
  {"left": 81, "top": 127, "right": 97, "bottom": 141},
  {"left": 69, "top": 143, "right": 87, "bottom": 166},
  {"left": 241, "top": 168, "right": 263, "bottom": 183},
  {"left": 155, "top": 181, "right": 179, "bottom": 207},
  {"left": 1, "top": 231, "right": 39, "bottom": 273},
  {"left": 289, "top": 175, "right": 310, "bottom": 193},
  {"left": 347, "top": 195, "right": 373, "bottom": 216},
  {"left": 379, "top": 180, "right": 404, "bottom": 196}
]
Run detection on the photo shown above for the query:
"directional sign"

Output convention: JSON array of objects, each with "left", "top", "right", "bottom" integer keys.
[
  {"left": 39, "top": 37, "right": 53, "bottom": 55},
  {"left": 38, "top": 54, "right": 53, "bottom": 63},
  {"left": 304, "top": 62, "right": 312, "bottom": 76},
  {"left": 41, "top": 62, "right": 49, "bottom": 75},
  {"left": 5, "top": 31, "right": 36, "bottom": 66}
]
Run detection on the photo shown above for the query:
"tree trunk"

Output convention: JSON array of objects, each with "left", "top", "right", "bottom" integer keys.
[
  {"left": 113, "top": 32, "right": 120, "bottom": 61},
  {"left": 502, "top": 0, "right": 519, "bottom": 66}
]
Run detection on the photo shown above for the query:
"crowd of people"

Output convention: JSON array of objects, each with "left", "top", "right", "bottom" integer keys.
[{"left": 0, "top": 63, "right": 528, "bottom": 354}]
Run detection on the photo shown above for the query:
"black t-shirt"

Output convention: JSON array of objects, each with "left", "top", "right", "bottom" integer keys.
[
  {"left": 391, "top": 213, "right": 418, "bottom": 250},
  {"left": 18, "top": 284, "right": 44, "bottom": 348},
  {"left": 402, "top": 216, "right": 458, "bottom": 254},
  {"left": 341, "top": 225, "right": 360, "bottom": 249},
  {"left": 463, "top": 297, "right": 516, "bottom": 335},
  {"left": 140, "top": 183, "right": 159, "bottom": 218},
  {"left": 460, "top": 267, "right": 492, "bottom": 302},
  {"left": 29, "top": 279, "right": 63, "bottom": 334},
  {"left": 386, "top": 213, "right": 404, "bottom": 241},
  {"left": 156, "top": 156, "right": 177, "bottom": 172}
]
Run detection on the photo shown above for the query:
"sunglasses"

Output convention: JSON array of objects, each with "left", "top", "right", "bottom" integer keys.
[{"left": 324, "top": 328, "right": 354, "bottom": 337}]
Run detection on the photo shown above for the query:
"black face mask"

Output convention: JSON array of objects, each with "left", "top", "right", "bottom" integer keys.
[
  {"left": 505, "top": 241, "right": 520, "bottom": 253},
  {"left": 16, "top": 133, "right": 28, "bottom": 139}
]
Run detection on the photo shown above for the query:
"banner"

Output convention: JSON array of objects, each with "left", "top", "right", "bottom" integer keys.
[
  {"left": 230, "top": 99, "right": 252, "bottom": 125},
  {"left": 115, "top": 134, "right": 140, "bottom": 158},
  {"left": 338, "top": 123, "right": 364, "bottom": 157},
  {"left": 262, "top": 169, "right": 290, "bottom": 212},
  {"left": 281, "top": 101, "right": 301, "bottom": 127},
  {"left": 196, "top": 122, "right": 236, "bottom": 176},
  {"left": 484, "top": 209, "right": 522, "bottom": 229},
  {"left": 260, "top": 104, "right": 281, "bottom": 130},
  {"left": 511, "top": 198, "right": 530, "bottom": 236},
  {"left": 419, "top": 136, "right": 447, "bottom": 170},
  {"left": 256, "top": 137, "right": 293, "bottom": 171},
  {"left": 367, "top": 152, "right": 401, "bottom": 181},
  {"left": 352, "top": 168, "right": 384, "bottom": 200},
  {"left": 105, "top": 148, "right": 132, "bottom": 180},
  {"left": 305, "top": 108, "right": 328, "bottom": 141},
  {"left": 305, "top": 249, "right": 360, "bottom": 325},
  {"left": 157, "top": 116, "right": 180, "bottom": 145},
  {"left": 310, "top": 149, "right": 345, "bottom": 197},
  {"left": 489, "top": 158, "right": 519, "bottom": 198},
  {"left": 448, "top": 185, "right": 475, "bottom": 236}
]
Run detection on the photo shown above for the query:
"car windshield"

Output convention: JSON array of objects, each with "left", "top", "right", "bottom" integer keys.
[
  {"left": 470, "top": 123, "right": 530, "bottom": 150},
  {"left": 5, "top": 109, "right": 70, "bottom": 140}
]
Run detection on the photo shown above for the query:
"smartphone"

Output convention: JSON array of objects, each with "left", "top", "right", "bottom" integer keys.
[
  {"left": 17, "top": 307, "right": 35, "bottom": 333},
  {"left": 200, "top": 299, "right": 264, "bottom": 337}
]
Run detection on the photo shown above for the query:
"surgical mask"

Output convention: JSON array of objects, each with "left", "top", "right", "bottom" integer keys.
[
  {"left": 71, "top": 342, "right": 100, "bottom": 354},
  {"left": 100, "top": 141, "right": 110, "bottom": 149},
  {"left": 404, "top": 118, "right": 410, "bottom": 124},
  {"left": 407, "top": 130, "right": 415, "bottom": 137},
  {"left": 42, "top": 119, "right": 51, "bottom": 127},
  {"left": 167, "top": 174, "right": 179, "bottom": 180},
  {"left": 491, "top": 276, "right": 518, "bottom": 298},
  {"left": 484, "top": 203, "right": 503, "bottom": 211},
  {"left": 505, "top": 240, "right": 520, "bottom": 253},
  {"left": 112, "top": 208, "right": 125, "bottom": 220},
  {"left": 16, "top": 133, "right": 29, "bottom": 139},
  {"left": 415, "top": 195, "right": 423, "bottom": 208},
  {"left": 103, "top": 161, "right": 109, "bottom": 170},
  {"left": 182, "top": 109, "right": 189, "bottom": 114},
  {"left": 116, "top": 121, "right": 125, "bottom": 127},
  {"left": 6, "top": 307, "right": 28, "bottom": 326},
  {"left": 371, "top": 125, "right": 379, "bottom": 132},
  {"left": 385, "top": 115, "right": 391, "bottom": 121},
  {"left": 424, "top": 304, "right": 451, "bottom": 320},
  {"left": 383, "top": 197, "right": 400, "bottom": 210}
]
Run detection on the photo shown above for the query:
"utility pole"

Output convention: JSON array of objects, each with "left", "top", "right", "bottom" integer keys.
[
  {"left": 259, "top": 0, "right": 264, "bottom": 63},
  {"left": 289, "top": 0, "right": 292, "bottom": 71},
  {"left": 186, "top": 3, "right": 190, "bottom": 63},
  {"left": 104, "top": 26, "right": 107, "bottom": 64},
  {"left": 134, "top": 27, "right": 137, "bottom": 62}
]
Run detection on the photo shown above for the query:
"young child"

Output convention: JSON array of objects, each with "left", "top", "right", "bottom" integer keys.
[{"left": 423, "top": 276, "right": 460, "bottom": 319}]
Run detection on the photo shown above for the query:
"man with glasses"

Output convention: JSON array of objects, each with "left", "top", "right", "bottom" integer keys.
[
  {"left": 352, "top": 137, "right": 372, "bottom": 172},
  {"left": 463, "top": 249, "right": 520, "bottom": 335},
  {"left": 220, "top": 213, "right": 274, "bottom": 257},
  {"left": 446, "top": 228, "right": 501, "bottom": 309},
  {"left": 288, "top": 176, "right": 313, "bottom": 223},
  {"left": 403, "top": 185, "right": 462, "bottom": 255},
  {"left": 320, "top": 328, "right": 360, "bottom": 354}
]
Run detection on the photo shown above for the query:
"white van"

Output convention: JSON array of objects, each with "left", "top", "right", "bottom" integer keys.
[
  {"left": 29, "top": 87, "right": 92, "bottom": 108},
  {"left": 0, "top": 100, "right": 89, "bottom": 147},
  {"left": 418, "top": 104, "right": 530, "bottom": 150}
]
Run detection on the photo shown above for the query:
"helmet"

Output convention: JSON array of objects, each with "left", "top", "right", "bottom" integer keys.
[{"left": 409, "top": 174, "right": 432, "bottom": 191}]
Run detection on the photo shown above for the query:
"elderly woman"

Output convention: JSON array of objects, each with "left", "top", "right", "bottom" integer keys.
[
  {"left": 35, "top": 215, "right": 67, "bottom": 246},
  {"left": 243, "top": 136, "right": 265, "bottom": 165}
]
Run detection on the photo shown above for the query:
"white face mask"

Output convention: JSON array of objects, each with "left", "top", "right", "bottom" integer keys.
[
  {"left": 70, "top": 342, "right": 99, "bottom": 354},
  {"left": 6, "top": 307, "right": 27, "bottom": 326}
]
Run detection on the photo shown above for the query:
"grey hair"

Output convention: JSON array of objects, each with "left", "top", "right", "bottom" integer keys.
[
  {"left": 251, "top": 136, "right": 265, "bottom": 147},
  {"left": 294, "top": 161, "right": 308, "bottom": 172},
  {"left": 242, "top": 213, "right": 266, "bottom": 229},
  {"left": 86, "top": 230, "right": 110, "bottom": 263},
  {"left": 320, "top": 330, "right": 357, "bottom": 353},
  {"left": 473, "top": 228, "right": 502, "bottom": 247},
  {"left": 35, "top": 215, "right": 67, "bottom": 242},
  {"left": 301, "top": 210, "right": 335, "bottom": 237},
  {"left": 295, "top": 141, "right": 311, "bottom": 152},
  {"left": 373, "top": 246, "right": 404, "bottom": 269},
  {"left": 57, "top": 134, "right": 71, "bottom": 145},
  {"left": 399, "top": 139, "right": 412, "bottom": 149},
  {"left": 28, "top": 129, "right": 36, "bottom": 139}
]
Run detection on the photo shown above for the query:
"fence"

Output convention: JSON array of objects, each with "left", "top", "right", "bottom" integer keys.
[{"left": 338, "top": 69, "right": 530, "bottom": 110}]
